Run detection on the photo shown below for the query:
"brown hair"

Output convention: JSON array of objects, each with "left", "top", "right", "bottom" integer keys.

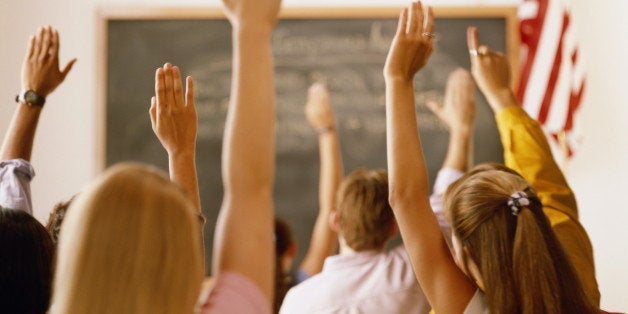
[
  {"left": 445, "top": 170, "right": 597, "bottom": 314},
  {"left": 46, "top": 195, "right": 77, "bottom": 246},
  {"left": 336, "top": 169, "right": 394, "bottom": 251}
]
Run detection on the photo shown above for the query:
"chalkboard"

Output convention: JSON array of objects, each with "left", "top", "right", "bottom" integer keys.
[{"left": 100, "top": 7, "right": 518, "bottom": 272}]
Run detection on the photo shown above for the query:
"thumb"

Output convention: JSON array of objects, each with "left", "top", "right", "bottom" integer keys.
[
  {"left": 426, "top": 100, "right": 441, "bottom": 114},
  {"left": 61, "top": 58, "right": 77, "bottom": 79}
]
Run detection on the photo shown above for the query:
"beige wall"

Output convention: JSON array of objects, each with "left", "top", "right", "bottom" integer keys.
[{"left": 0, "top": 0, "right": 626, "bottom": 311}]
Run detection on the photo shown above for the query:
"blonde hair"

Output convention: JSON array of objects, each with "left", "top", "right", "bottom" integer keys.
[
  {"left": 53, "top": 163, "right": 203, "bottom": 314},
  {"left": 445, "top": 169, "right": 596, "bottom": 314},
  {"left": 336, "top": 169, "right": 394, "bottom": 251}
]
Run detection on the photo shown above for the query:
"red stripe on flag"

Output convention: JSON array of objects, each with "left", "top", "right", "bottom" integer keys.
[
  {"left": 516, "top": 0, "right": 549, "bottom": 103},
  {"left": 537, "top": 12, "right": 570, "bottom": 124},
  {"left": 564, "top": 81, "right": 585, "bottom": 131}
]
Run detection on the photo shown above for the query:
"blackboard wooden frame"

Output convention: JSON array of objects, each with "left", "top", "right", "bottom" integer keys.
[{"left": 95, "top": 6, "right": 519, "bottom": 172}]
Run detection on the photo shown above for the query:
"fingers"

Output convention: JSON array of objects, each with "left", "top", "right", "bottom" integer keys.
[
  {"left": 32, "top": 27, "right": 44, "bottom": 61},
  {"left": 155, "top": 68, "right": 167, "bottom": 111},
  {"left": 478, "top": 45, "right": 490, "bottom": 55},
  {"left": 163, "top": 63, "right": 177, "bottom": 110},
  {"left": 50, "top": 29, "right": 60, "bottom": 61},
  {"left": 26, "top": 36, "right": 35, "bottom": 59},
  {"left": 172, "top": 66, "right": 185, "bottom": 108},
  {"left": 467, "top": 26, "right": 480, "bottom": 52},
  {"left": 407, "top": 2, "right": 419, "bottom": 35},
  {"left": 426, "top": 100, "right": 442, "bottom": 114},
  {"left": 396, "top": 8, "right": 408, "bottom": 37},
  {"left": 424, "top": 6, "right": 435, "bottom": 34},
  {"left": 416, "top": 2, "right": 425, "bottom": 35},
  {"left": 61, "top": 59, "right": 77, "bottom": 79},
  {"left": 38, "top": 26, "right": 52, "bottom": 62},
  {"left": 185, "top": 76, "right": 195, "bottom": 109},
  {"left": 149, "top": 96, "right": 157, "bottom": 127}
]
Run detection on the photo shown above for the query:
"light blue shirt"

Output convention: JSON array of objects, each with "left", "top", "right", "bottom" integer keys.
[{"left": 0, "top": 159, "right": 35, "bottom": 214}]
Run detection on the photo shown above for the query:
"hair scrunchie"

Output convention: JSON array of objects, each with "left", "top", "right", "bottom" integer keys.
[{"left": 507, "top": 191, "right": 530, "bottom": 216}]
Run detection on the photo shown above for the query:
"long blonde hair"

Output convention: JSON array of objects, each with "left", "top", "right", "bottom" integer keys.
[
  {"left": 53, "top": 163, "right": 203, "bottom": 314},
  {"left": 445, "top": 169, "right": 597, "bottom": 314}
]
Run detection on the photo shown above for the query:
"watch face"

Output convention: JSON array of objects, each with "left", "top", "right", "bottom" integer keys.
[{"left": 24, "top": 90, "right": 38, "bottom": 103}]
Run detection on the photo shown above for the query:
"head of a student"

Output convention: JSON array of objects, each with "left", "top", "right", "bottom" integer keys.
[
  {"left": 53, "top": 163, "right": 204, "bottom": 314},
  {"left": 46, "top": 195, "right": 77, "bottom": 246},
  {"left": 444, "top": 168, "right": 596, "bottom": 313},
  {"left": 274, "top": 217, "right": 297, "bottom": 313},
  {"left": 332, "top": 168, "right": 396, "bottom": 252},
  {"left": 0, "top": 206, "right": 54, "bottom": 314},
  {"left": 275, "top": 217, "right": 297, "bottom": 275}
]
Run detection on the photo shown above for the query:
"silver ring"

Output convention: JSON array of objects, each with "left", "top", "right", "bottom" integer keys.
[
  {"left": 469, "top": 49, "right": 479, "bottom": 56},
  {"left": 422, "top": 32, "right": 436, "bottom": 39}
]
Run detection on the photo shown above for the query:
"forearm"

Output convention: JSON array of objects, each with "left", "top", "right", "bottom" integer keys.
[
  {"left": 168, "top": 151, "right": 201, "bottom": 212},
  {"left": 215, "top": 25, "right": 276, "bottom": 302},
  {"left": 442, "top": 128, "right": 472, "bottom": 172},
  {"left": 222, "top": 27, "right": 275, "bottom": 194},
  {"left": 386, "top": 79, "right": 429, "bottom": 203},
  {"left": 300, "top": 131, "right": 342, "bottom": 274},
  {"left": 0, "top": 103, "right": 42, "bottom": 161}
]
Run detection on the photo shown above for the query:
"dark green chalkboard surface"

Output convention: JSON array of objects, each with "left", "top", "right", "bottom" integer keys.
[{"left": 102, "top": 7, "right": 518, "bottom": 272}]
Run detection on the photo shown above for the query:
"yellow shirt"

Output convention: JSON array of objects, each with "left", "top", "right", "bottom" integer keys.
[{"left": 495, "top": 106, "right": 601, "bottom": 306}]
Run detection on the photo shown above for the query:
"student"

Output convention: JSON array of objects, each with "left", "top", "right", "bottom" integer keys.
[
  {"left": 384, "top": 2, "right": 598, "bottom": 313},
  {"left": 1, "top": 26, "right": 76, "bottom": 213},
  {"left": 280, "top": 67, "right": 477, "bottom": 313},
  {"left": 0, "top": 26, "right": 75, "bottom": 314},
  {"left": 198, "top": 0, "right": 282, "bottom": 312},
  {"left": 52, "top": 63, "right": 204, "bottom": 314},
  {"left": 274, "top": 83, "right": 342, "bottom": 312}
]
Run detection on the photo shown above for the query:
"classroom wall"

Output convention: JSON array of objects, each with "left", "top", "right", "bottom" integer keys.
[{"left": 0, "top": 0, "right": 626, "bottom": 311}]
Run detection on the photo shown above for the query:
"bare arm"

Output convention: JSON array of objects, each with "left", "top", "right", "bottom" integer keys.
[
  {"left": 427, "top": 69, "right": 476, "bottom": 173},
  {"left": 1, "top": 26, "right": 76, "bottom": 161},
  {"left": 149, "top": 63, "right": 201, "bottom": 212},
  {"left": 213, "top": 0, "right": 281, "bottom": 303},
  {"left": 467, "top": 27, "right": 579, "bottom": 220},
  {"left": 384, "top": 3, "right": 475, "bottom": 313},
  {"left": 300, "top": 83, "right": 342, "bottom": 276}
]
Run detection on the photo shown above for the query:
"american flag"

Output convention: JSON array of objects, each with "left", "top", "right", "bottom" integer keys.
[{"left": 517, "top": 0, "right": 585, "bottom": 159}]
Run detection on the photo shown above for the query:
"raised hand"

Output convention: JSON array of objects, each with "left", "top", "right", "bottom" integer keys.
[
  {"left": 427, "top": 69, "right": 476, "bottom": 134},
  {"left": 467, "top": 27, "right": 516, "bottom": 112},
  {"left": 149, "top": 63, "right": 197, "bottom": 156},
  {"left": 21, "top": 26, "right": 77, "bottom": 97},
  {"left": 305, "top": 83, "right": 335, "bottom": 132},
  {"left": 384, "top": 1, "right": 435, "bottom": 82},
  {"left": 221, "top": 0, "right": 281, "bottom": 29}
]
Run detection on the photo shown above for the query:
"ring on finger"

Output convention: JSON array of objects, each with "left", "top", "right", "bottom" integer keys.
[
  {"left": 469, "top": 49, "right": 479, "bottom": 56},
  {"left": 422, "top": 32, "right": 436, "bottom": 39}
]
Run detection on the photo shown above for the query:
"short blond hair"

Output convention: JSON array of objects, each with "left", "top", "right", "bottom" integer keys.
[
  {"left": 53, "top": 163, "right": 203, "bottom": 314},
  {"left": 336, "top": 169, "right": 394, "bottom": 251}
]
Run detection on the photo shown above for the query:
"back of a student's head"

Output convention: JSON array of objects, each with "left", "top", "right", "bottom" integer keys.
[
  {"left": 274, "top": 217, "right": 296, "bottom": 313},
  {"left": 53, "top": 162, "right": 204, "bottom": 314},
  {"left": 444, "top": 169, "right": 596, "bottom": 313},
  {"left": 46, "top": 195, "right": 76, "bottom": 246},
  {"left": 335, "top": 168, "right": 394, "bottom": 251},
  {"left": 0, "top": 207, "right": 54, "bottom": 314}
]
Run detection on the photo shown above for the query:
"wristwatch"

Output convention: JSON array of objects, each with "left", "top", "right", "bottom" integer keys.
[{"left": 15, "top": 90, "right": 46, "bottom": 107}]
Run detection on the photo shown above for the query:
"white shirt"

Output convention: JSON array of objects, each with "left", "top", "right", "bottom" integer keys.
[
  {"left": 280, "top": 168, "right": 464, "bottom": 314},
  {"left": 280, "top": 246, "right": 430, "bottom": 314}
]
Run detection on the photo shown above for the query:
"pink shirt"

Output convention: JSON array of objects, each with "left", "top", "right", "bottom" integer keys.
[{"left": 199, "top": 271, "right": 271, "bottom": 314}]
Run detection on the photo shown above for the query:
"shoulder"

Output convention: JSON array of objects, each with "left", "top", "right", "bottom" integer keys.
[
  {"left": 463, "top": 290, "right": 489, "bottom": 314},
  {"left": 200, "top": 271, "right": 271, "bottom": 314}
]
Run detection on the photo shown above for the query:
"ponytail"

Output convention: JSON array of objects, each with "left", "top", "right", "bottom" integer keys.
[{"left": 446, "top": 170, "right": 597, "bottom": 314}]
